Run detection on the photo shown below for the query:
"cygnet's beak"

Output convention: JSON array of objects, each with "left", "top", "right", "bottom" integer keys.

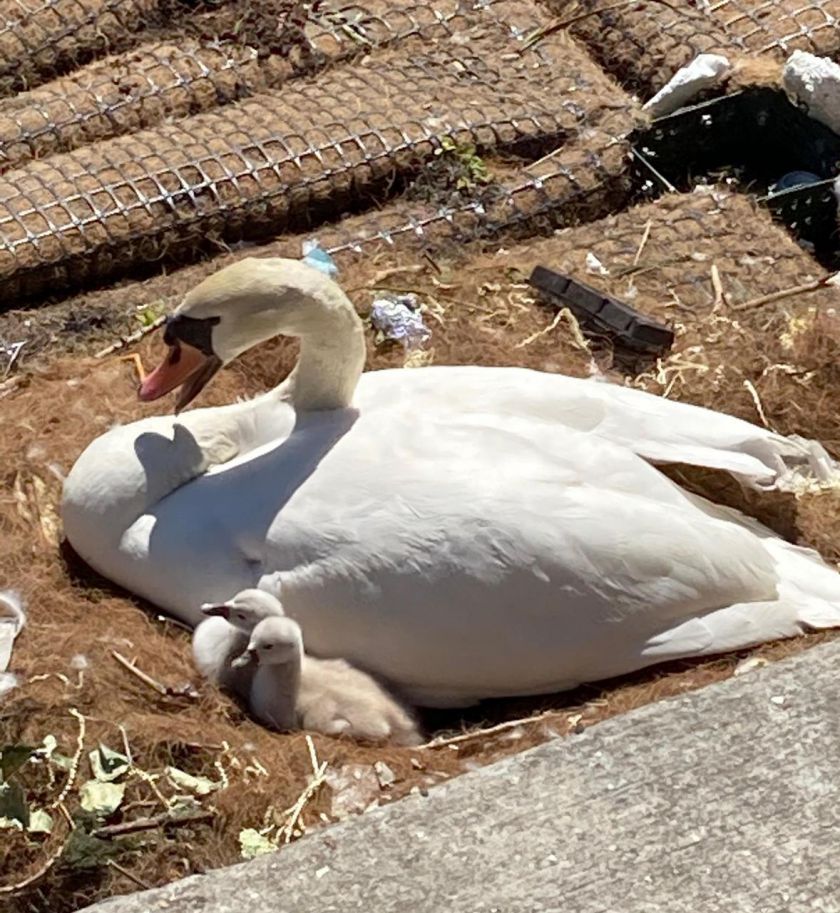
[
  {"left": 231, "top": 648, "right": 257, "bottom": 669},
  {"left": 138, "top": 340, "right": 222, "bottom": 413},
  {"left": 200, "top": 602, "right": 231, "bottom": 619}
]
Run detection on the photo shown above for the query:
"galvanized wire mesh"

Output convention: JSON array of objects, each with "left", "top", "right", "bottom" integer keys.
[
  {"left": 0, "top": 0, "right": 541, "bottom": 174},
  {"left": 0, "top": 0, "right": 164, "bottom": 96},
  {"left": 558, "top": 0, "right": 740, "bottom": 94},
  {"left": 0, "top": 25, "right": 639, "bottom": 301},
  {"left": 558, "top": 0, "right": 840, "bottom": 94},
  {"left": 47, "top": 114, "right": 635, "bottom": 354},
  {"left": 709, "top": 0, "right": 840, "bottom": 58}
]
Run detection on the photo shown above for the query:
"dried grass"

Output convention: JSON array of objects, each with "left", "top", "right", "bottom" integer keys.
[{"left": 4, "top": 188, "right": 840, "bottom": 909}]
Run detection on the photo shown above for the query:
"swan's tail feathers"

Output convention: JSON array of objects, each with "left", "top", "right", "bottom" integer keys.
[
  {"left": 765, "top": 538, "right": 840, "bottom": 630},
  {"left": 588, "top": 381, "right": 839, "bottom": 492},
  {"left": 643, "top": 539, "right": 840, "bottom": 662},
  {"left": 637, "top": 433, "right": 840, "bottom": 494}
]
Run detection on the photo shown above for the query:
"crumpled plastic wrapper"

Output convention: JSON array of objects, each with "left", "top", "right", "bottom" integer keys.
[
  {"left": 370, "top": 292, "right": 431, "bottom": 350},
  {"left": 301, "top": 239, "right": 339, "bottom": 277}
]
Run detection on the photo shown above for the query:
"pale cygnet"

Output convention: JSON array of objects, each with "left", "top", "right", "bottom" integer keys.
[
  {"left": 200, "top": 588, "right": 285, "bottom": 633},
  {"left": 191, "top": 588, "right": 285, "bottom": 696},
  {"left": 233, "top": 615, "right": 422, "bottom": 746}
]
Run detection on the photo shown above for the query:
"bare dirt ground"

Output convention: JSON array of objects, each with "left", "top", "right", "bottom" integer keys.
[{"left": 3, "top": 1, "right": 840, "bottom": 910}]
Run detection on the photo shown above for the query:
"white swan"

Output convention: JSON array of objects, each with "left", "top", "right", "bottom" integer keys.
[
  {"left": 62, "top": 257, "right": 840, "bottom": 707},
  {"left": 232, "top": 610, "right": 422, "bottom": 745}
]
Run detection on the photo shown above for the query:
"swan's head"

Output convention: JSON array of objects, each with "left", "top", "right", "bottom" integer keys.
[
  {"left": 231, "top": 616, "right": 303, "bottom": 668},
  {"left": 201, "top": 587, "right": 284, "bottom": 634},
  {"left": 138, "top": 257, "right": 351, "bottom": 411}
]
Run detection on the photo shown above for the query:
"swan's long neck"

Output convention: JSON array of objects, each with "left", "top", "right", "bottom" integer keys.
[{"left": 280, "top": 310, "right": 366, "bottom": 411}]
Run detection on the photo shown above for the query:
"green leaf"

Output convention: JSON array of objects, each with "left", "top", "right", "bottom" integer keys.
[
  {"left": 89, "top": 744, "right": 130, "bottom": 783},
  {"left": 0, "top": 781, "right": 28, "bottom": 827},
  {"left": 239, "top": 828, "right": 276, "bottom": 859},
  {"left": 27, "top": 808, "right": 53, "bottom": 834},
  {"left": 79, "top": 780, "right": 125, "bottom": 817},
  {"left": 60, "top": 829, "right": 120, "bottom": 871},
  {"left": 0, "top": 744, "right": 36, "bottom": 781},
  {"left": 166, "top": 766, "right": 219, "bottom": 797}
]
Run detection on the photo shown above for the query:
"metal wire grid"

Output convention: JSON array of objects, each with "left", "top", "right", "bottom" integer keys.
[
  {"left": 708, "top": 0, "right": 840, "bottom": 57},
  {"left": 0, "top": 27, "right": 636, "bottom": 298},
  {"left": 0, "top": 0, "right": 541, "bottom": 174},
  {"left": 320, "top": 127, "right": 634, "bottom": 263},
  {"left": 0, "top": 0, "right": 161, "bottom": 91},
  {"left": 565, "top": 0, "right": 740, "bottom": 94},
  {"left": 0, "top": 43, "right": 263, "bottom": 172}
]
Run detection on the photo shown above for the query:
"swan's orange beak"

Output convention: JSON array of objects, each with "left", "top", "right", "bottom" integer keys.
[{"left": 139, "top": 341, "right": 222, "bottom": 413}]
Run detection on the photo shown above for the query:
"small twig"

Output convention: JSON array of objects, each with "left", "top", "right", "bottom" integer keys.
[
  {"left": 279, "top": 743, "right": 328, "bottom": 845},
  {"left": 57, "top": 802, "right": 74, "bottom": 830},
  {"left": 129, "top": 766, "right": 171, "bottom": 811},
  {"left": 118, "top": 353, "right": 146, "bottom": 383},
  {"left": 710, "top": 263, "right": 729, "bottom": 309},
  {"left": 112, "top": 650, "right": 168, "bottom": 696},
  {"left": 365, "top": 265, "right": 424, "bottom": 287},
  {"left": 520, "top": 0, "right": 680, "bottom": 52},
  {"left": 419, "top": 710, "right": 554, "bottom": 750},
  {"left": 49, "top": 708, "right": 85, "bottom": 809},
  {"left": 94, "top": 315, "right": 165, "bottom": 359},
  {"left": 633, "top": 220, "right": 653, "bottom": 266},
  {"left": 92, "top": 808, "right": 214, "bottom": 839},
  {"left": 305, "top": 734, "right": 320, "bottom": 778},
  {"left": 118, "top": 725, "right": 133, "bottom": 767},
  {"left": 731, "top": 274, "right": 837, "bottom": 312},
  {"left": 108, "top": 860, "right": 152, "bottom": 891},
  {"left": 523, "top": 145, "right": 565, "bottom": 173},
  {"left": 743, "top": 379, "right": 772, "bottom": 430},
  {"left": 515, "top": 308, "right": 564, "bottom": 348},
  {"left": 111, "top": 650, "right": 198, "bottom": 700}
]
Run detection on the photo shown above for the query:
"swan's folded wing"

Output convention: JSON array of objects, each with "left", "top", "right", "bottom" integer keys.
[
  {"left": 357, "top": 367, "right": 835, "bottom": 491},
  {"left": 267, "top": 416, "right": 782, "bottom": 690}
]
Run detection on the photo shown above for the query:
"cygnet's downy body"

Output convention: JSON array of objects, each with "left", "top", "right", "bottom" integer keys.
[
  {"left": 191, "top": 588, "right": 284, "bottom": 697},
  {"left": 234, "top": 614, "right": 422, "bottom": 746}
]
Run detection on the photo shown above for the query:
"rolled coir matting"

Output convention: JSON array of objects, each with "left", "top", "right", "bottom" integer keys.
[
  {"left": 708, "top": 0, "right": 840, "bottom": 58},
  {"left": 0, "top": 27, "right": 639, "bottom": 301},
  {"left": 550, "top": 0, "right": 740, "bottom": 96},
  {"left": 0, "top": 0, "right": 543, "bottom": 173},
  {"left": 0, "top": 0, "right": 165, "bottom": 96}
]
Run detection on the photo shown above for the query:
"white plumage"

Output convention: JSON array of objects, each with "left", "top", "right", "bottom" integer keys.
[{"left": 62, "top": 257, "right": 840, "bottom": 707}]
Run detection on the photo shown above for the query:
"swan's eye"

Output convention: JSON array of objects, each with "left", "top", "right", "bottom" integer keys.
[
  {"left": 264, "top": 644, "right": 274, "bottom": 650},
  {"left": 236, "top": 613, "right": 246, "bottom": 621}
]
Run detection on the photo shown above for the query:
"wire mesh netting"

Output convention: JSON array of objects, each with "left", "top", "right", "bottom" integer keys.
[
  {"left": 553, "top": 0, "right": 741, "bottom": 95},
  {"left": 710, "top": 0, "right": 840, "bottom": 59},
  {"left": 0, "top": 24, "right": 640, "bottom": 301},
  {"left": 0, "top": 0, "right": 544, "bottom": 174},
  {"left": 0, "top": 0, "right": 167, "bottom": 96},
  {"left": 556, "top": 0, "right": 840, "bottom": 95}
]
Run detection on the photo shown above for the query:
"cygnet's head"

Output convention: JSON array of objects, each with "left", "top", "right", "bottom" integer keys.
[
  {"left": 137, "top": 257, "right": 348, "bottom": 411},
  {"left": 200, "top": 588, "right": 284, "bottom": 633},
  {"left": 231, "top": 616, "right": 303, "bottom": 668}
]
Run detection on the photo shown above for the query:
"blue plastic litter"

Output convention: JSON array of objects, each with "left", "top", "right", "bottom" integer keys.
[
  {"left": 772, "top": 171, "right": 821, "bottom": 193},
  {"left": 370, "top": 293, "right": 431, "bottom": 350},
  {"left": 302, "top": 239, "right": 339, "bottom": 276}
]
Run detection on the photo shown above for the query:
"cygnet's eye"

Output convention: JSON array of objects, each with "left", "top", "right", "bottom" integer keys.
[
  {"left": 264, "top": 643, "right": 273, "bottom": 649},
  {"left": 236, "top": 612, "right": 246, "bottom": 621}
]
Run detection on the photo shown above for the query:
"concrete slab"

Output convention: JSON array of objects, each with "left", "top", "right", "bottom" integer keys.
[{"left": 81, "top": 641, "right": 840, "bottom": 913}]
